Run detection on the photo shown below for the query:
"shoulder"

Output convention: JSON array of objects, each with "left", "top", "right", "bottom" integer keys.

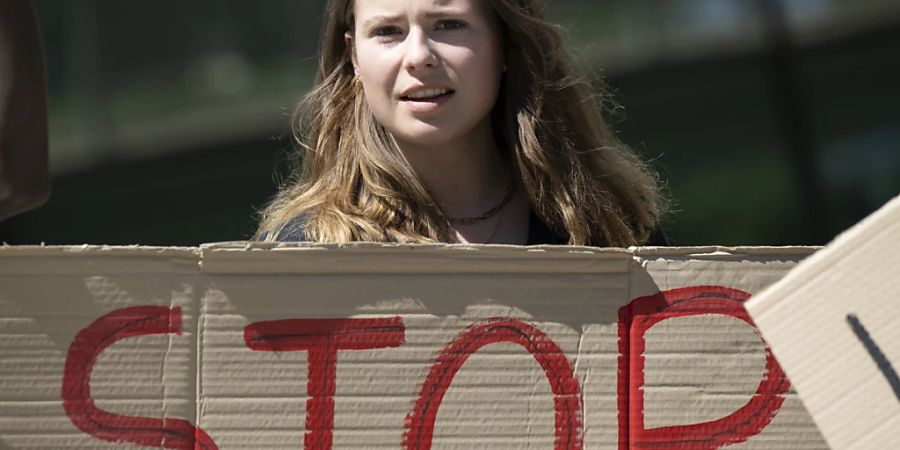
[
  {"left": 526, "top": 210, "right": 670, "bottom": 246},
  {"left": 260, "top": 214, "right": 310, "bottom": 242}
]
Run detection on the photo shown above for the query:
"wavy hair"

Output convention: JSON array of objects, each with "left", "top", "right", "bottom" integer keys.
[{"left": 257, "top": 0, "right": 666, "bottom": 246}]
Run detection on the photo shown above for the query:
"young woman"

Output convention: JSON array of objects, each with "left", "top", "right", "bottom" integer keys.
[{"left": 257, "top": 0, "right": 667, "bottom": 246}]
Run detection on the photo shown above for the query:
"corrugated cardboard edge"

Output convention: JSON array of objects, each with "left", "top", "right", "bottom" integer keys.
[
  {"left": 0, "top": 244, "right": 198, "bottom": 256},
  {"left": 199, "top": 242, "right": 634, "bottom": 274},
  {"left": 0, "top": 243, "right": 821, "bottom": 273},
  {"left": 631, "top": 245, "right": 819, "bottom": 259},
  {"left": 0, "top": 245, "right": 200, "bottom": 274},
  {"left": 200, "top": 242, "right": 821, "bottom": 273}
]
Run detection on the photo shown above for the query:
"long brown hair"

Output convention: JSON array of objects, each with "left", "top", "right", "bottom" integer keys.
[{"left": 257, "top": 0, "right": 666, "bottom": 246}]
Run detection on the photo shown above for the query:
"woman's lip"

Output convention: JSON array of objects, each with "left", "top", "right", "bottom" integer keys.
[
  {"left": 399, "top": 86, "right": 454, "bottom": 98},
  {"left": 400, "top": 91, "right": 454, "bottom": 113}
]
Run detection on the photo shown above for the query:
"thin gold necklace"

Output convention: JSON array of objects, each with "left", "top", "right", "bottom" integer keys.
[{"left": 447, "top": 178, "right": 517, "bottom": 225}]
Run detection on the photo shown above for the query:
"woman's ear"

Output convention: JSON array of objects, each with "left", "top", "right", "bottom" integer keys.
[{"left": 344, "top": 31, "right": 359, "bottom": 76}]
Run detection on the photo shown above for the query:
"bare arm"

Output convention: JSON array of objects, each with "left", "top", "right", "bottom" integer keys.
[{"left": 0, "top": 0, "right": 49, "bottom": 222}]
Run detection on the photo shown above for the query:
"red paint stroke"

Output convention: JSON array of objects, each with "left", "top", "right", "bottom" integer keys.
[
  {"left": 244, "top": 317, "right": 405, "bottom": 450},
  {"left": 618, "top": 286, "right": 789, "bottom": 449},
  {"left": 403, "top": 318, "right": 583, "bottom": 450},
  {"left": 62, "top": 306, "right": 218, "bottom": 449}
]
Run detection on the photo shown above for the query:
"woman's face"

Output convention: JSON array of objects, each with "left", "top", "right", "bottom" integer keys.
[{"left": 351, "top": 0, "right": 504, "bottom": 148}]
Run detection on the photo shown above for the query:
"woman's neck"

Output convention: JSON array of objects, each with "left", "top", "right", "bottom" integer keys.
[
  {"left": 396, "top": 122, "right": 510, "bottom": 220},
  {"left": 395, "top": 122, "right": 530, "bottom": 244}
]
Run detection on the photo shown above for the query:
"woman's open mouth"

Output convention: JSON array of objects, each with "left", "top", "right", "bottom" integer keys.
[{"left": 400, "top": 89, "right": 455, "bottom": 112}]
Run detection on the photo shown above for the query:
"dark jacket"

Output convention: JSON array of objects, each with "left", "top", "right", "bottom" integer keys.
[{"left": 273, "top": 211, "right": 669, "bottom": 246}]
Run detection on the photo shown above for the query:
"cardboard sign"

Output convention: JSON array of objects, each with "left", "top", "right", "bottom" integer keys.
[
  {"left": 0, "top": 244, "right": 830, "bottom": 449},
  {"left": 747, "top": 195, "right": 900, "bottom": 449}
]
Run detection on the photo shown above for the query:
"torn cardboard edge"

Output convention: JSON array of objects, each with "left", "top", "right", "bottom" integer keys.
[
  {"left": 0, "top": 243, "right": 821, "bottom": 278},
  {"left": 0, "top": 245, "right": 199, "bottom": 274}
]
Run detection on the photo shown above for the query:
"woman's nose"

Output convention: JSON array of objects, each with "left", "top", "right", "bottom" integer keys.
[{"left": 404, "top": 29, "right": 439, "bottom": 71}]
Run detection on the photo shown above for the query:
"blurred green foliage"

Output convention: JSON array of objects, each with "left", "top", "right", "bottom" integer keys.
[{"left": 1, "top": 0, "right": 897, "bottom": 246}]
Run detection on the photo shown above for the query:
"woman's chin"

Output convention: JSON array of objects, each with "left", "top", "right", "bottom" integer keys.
[{"left": 390, "top": 125, "right": 462, "bottom": 148}]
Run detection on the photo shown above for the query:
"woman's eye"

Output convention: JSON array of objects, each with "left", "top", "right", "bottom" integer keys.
[
  {"left": 373, "top": 26, "right": 402, "bottom": 37},
  {"left": 435, "top": 20, "right": 465, "bottom": 31}
]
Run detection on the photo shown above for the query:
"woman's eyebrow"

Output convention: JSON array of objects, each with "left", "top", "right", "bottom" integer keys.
[
  {"left": 360, "top": 9, "right": 470, "bottom": 30},
  {"left": 361, "top": 14, "right": 402, "bottom": 30},
  {"left": 423, "top": 8, "right": 468, "bottom": 19}
]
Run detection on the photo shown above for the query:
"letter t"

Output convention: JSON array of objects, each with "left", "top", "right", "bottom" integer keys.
[{"left": 244, "top": 317, "right": 405, "bottom": 450}]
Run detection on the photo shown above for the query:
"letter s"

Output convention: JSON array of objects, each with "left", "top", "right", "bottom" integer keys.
[{"left": 63, "top": 306, "right": 217, "bottom": 449}]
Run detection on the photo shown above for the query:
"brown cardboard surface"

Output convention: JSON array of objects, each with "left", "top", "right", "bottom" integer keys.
[
  {"left": 747, "top": 195, "right": 900, "bottom": 449},
  {"left": 199, "top": 243, "right": 631, "bottom": 449},
  {"left": 0, "top": 246, "right": 199, "bottom": 449},
  {"left": 0, "top": 244, "right": 829, "bottom": 449},
  {"left": 631, "top": 247, "right": 828, "bottom": 449}
]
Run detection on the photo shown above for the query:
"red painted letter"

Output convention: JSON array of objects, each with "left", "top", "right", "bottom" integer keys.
[
  {"left": 244, "top": 317, "right": 405, "bottom": 450},
  {"left": 62, "top": 306, "right": 218, "bottom": 449},
  {"left": 403, "top": 318, "right": 583, "bottom": 450},
  {"left": 618, "top": 286, "right": 789, "bottom": 450}
]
